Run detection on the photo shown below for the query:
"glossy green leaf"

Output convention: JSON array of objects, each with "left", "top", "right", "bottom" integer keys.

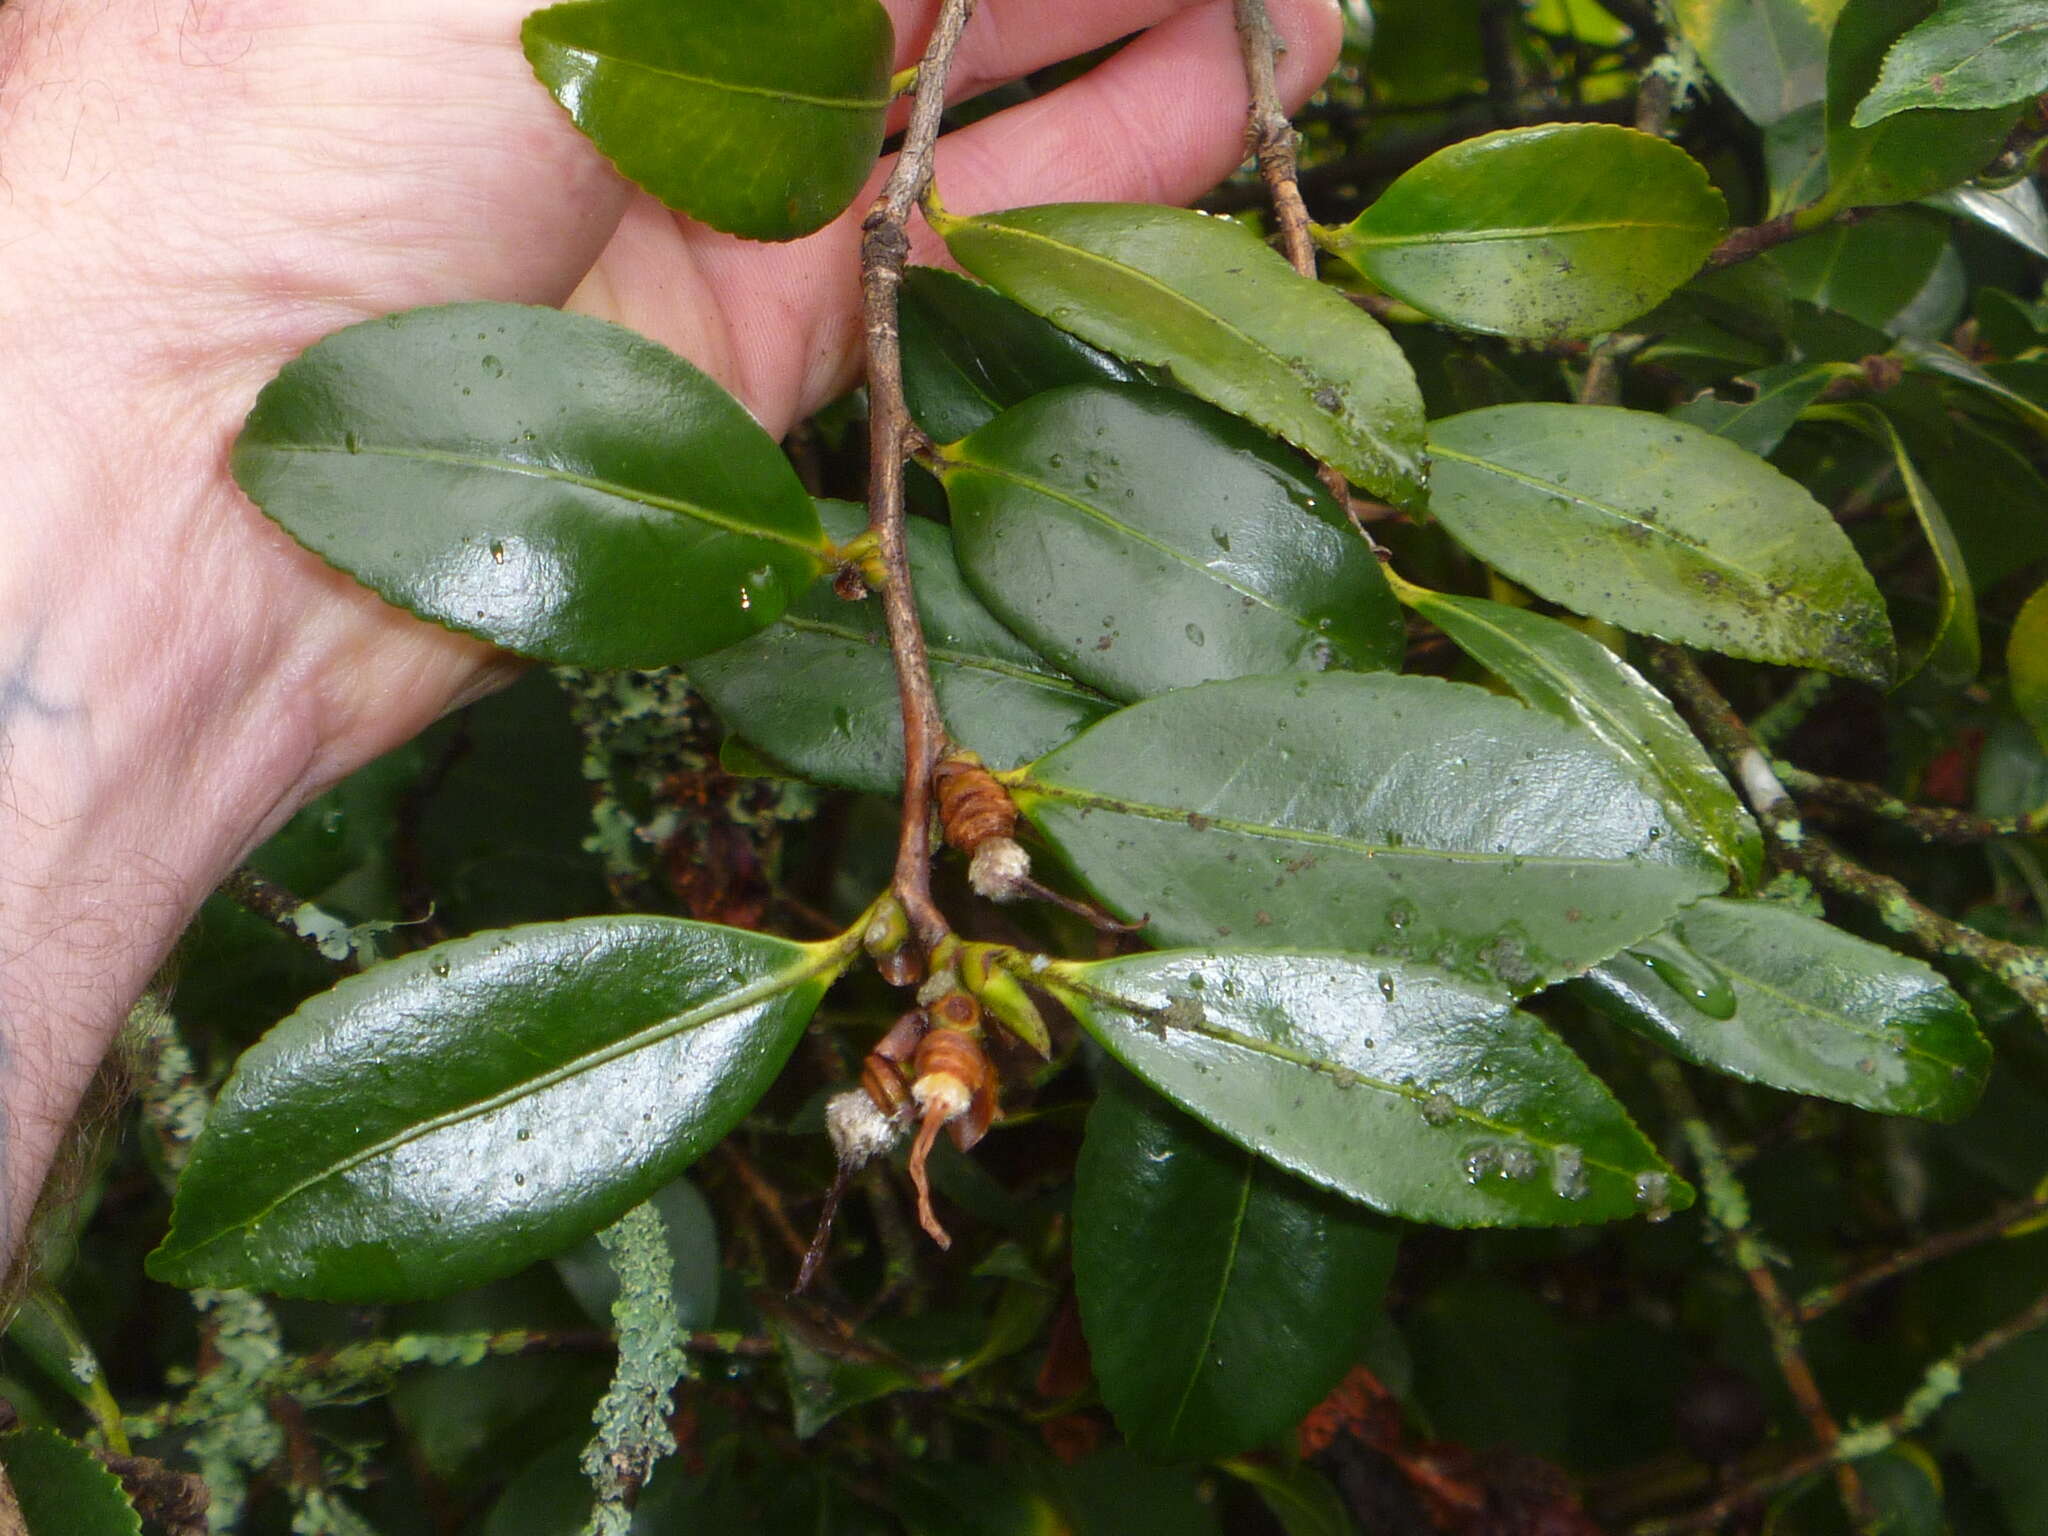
[
  {"left": 522, "top": 0, "right": 892, "bottom": 241},
  {"left": 690, "top": 501, "right": 1113, "bottom": 793},
  {"left": 1073, "top": 1069, "right": 1396, "bottom": 1457},
  {"left": 1321, "top": 125, "right": 1728, "bottom": 339},
  {"left": 1672, "top": 0, "right": 1837, "bottom": 125},
  {"left": 2013, "top": 581, "right": 2048, "bottom": 754},
  {"left": 1047, "top": 949, "right": 1690, "bottom": 1226},
  {"left": 1578, "top": 898, "right": 1989, "bottom": 1118},
  {"left": 1930, "top": 177, "right": 2048, "bottom": 261},
  {"left": 5, "top": 1289, "right": 122, "bottom": 1442},
  {"left": 1012, "top": 672, "right": 1727, "bottom": 994},
  {"left": 1852, "top": 0, "right": 2048, "bottom": 122},
  {"left": 1895, "top": 336, "right": 2048, "bottom": 433},
  {"left": 1670, "top": 360, "right": 1842, "bottom": 457},
  {"left": 930, "top": 201, "right": 1428, "bottom": 506},
  {"left": 148, "top": 917, "right": 850, "bottom": 1300},
  {"left": 233, "top": 303, "right": 828, "bottom": 666},
  {"left": 941, "top": 384, "right": 1403, "bottom": 700},
  {"left": 1826, "top": 0, "right": 2025, "bottom": 208},
  {"left": 1765, "top": 208, "right": 1952, "bottom": 333},
  {"left": 1838, "top": 404, "right": 1979, "bottom": 691},
  {"left": 900, "top": 267, "right": 1138, "bottom": 443},
  {"left": 1426, "top": 404, "right": 1896, "bottom": 683},
  {"left": 0, "top": 1429, "right": 141, "bottom": 1536},
  {"left": 1391, "top": 579, "right": 1761, "bottom": 882}
]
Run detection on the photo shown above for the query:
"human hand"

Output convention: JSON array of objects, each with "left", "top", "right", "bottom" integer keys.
[{"left": 0, "top": 0, "right": 1340, "bottom": 1256}]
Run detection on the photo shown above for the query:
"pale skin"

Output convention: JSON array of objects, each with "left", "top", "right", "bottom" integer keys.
[{"left": 0, "top": 0, "right": 1342, "bottom": 1269}]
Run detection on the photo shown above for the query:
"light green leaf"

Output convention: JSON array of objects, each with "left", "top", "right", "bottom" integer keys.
[
  {"left": 940, "top": 384, "right": 1403, "bottom": 700},
  {"left": 930, "top": 201, "right": 1428, "bottom": 506},
  {"left": 148, "top": 917, "right": 850, "bottom": 1300},
  {"left": 1579, "top": 897, "right": 1989, "bottom": 1118},
  {"left": 1670, "top": 360, "right": 1843, "bottom": 457},
  {"left": 690, "top": 501, "right": 1113, "bottom": 793},
  {"left": 2013, "top": 581, "right": 2048, "bottom": 754},
  {"left": 1012, "top": 672, "right": 1727, "bottom": 994},
  {"left": 1852, "top": 0, "right": 2048, "bottom": 122},
  {"left": 1765, "top": 207, "right": 1953, "bottom": 333},
  {"left": 1073, "top": 1070, "right": 1395, "bottom": 1457},
  {"left": 1390, "top": 578, "right": 1762, "bottom": 883},
  {"left": 1320, "top": 125, "right": 1728, "bottom": 339},
  {"left": 522, "top": 0, "right": 893, "bottom": 241},
  {"left": 1672, "top": 0, "right": 1837, "bottom": 125},
  {"left": 1047, "top": 949, "right": 1691, "bottom": 1227},
  {"left": 1426, "top": 404, "right": 1896, "bottom": 683},
  {"left": 232, "top": 303, "right": 828, "bottom": 667},
  {"left": 1826, "top": 0, "right": 2024, "bottom": 208},
  {"left": 0, "top": 1430, "right": 141, "bottom": 1536}
]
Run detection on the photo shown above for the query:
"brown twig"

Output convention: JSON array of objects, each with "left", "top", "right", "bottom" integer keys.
[
  {"left": 1637, "top": 1284, "right": 2048, "bottom": 1534},
  {"left": 1233, "top": 0, "right": 1316, "bottom": 276},
  {"left": 861, "top": 0, "right": 979, "bottom": 960},
  {"left": 1648, "top": 646, "right": 2048, "bottom": 1026},
  {"left": 719, "top": 1142, "right": 811, "bottom": 1270},
  {"left": 1797, "top": 1191, "right": 2048, "bottom": 1323},
  {"left": 1778, "top": 765, "right": 2048, "bottom": 844},
  {"left": 218, "top": 867, "right": 365, "bottom": 974},
  {"left": 1647, "top": 1058, "right": 1872, "bottom": 1526}
]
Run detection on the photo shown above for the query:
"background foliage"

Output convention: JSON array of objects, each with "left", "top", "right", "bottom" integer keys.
[{"left": 7, "top": 0, "right": 2048, "bottom": 1532}]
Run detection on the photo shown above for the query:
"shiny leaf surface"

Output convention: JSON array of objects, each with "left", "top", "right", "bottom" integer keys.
[
  {"left": 0, "top": 1430, "right": 141, "bottom": 1536},
  {"left": 1073, "top": 1070, "right": 1396, "bottom": 1457},
  {"left": 149, "top": 918, "right": 848, "bottom": 1300},
  {"left": 931, "top": 201, "right": 1428, "bottom": 506},
  {"left": 901, "top": 267, "right": 1138, "bottom": 443},
  {"left": 1012, "top": 673, "right": 1727, "bottom": 993},
  {"left": 2013, "top": 581, "right": 2048, "bottom": 753},
  {"left": 1049, "top": 949, "right": 1689, "bottom": 1226},
  {"left": 1852, "top": 0, "right": 2048, "bottom": 122},
  {"left": 1323, "top": 125, "right": 1727, "bottom": 339},
  {"left": 522, "top": 0, "right": 893, "bottom": 241},
  {"left": 1426, "top": 404, "right": 1895, "bottom": 683},
  {"left": 1391, "top": 579, "right": 1761, "bottom": 882},
  {"left": 1578, "top": 898, "right": 1989, "bottom": 1118},
  {"left": 690, "top": 502, "right": 1113, "bottom": 793},
  {"left": 1671, "top": 0, "right": 1835, "bottom": 125},
  {"left": 1670, "top": 360, "right": 1840, "bottom": 457},
  {"left": 941, "top": 385, "right": 1403, "bottom": 700},
  {"left": 1826, "top": 0, "right": 2024, "bottom": 208},
  {"left": 233, "top": 303, "right": 828, "bottom": 666}
]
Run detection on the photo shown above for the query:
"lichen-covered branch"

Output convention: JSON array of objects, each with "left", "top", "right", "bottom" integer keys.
[{"left": 579, "top": 1201, "right": 688, "bottom": 1536}]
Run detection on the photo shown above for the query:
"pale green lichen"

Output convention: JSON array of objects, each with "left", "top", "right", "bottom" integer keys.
[{"left": 579, "top": 1200, "right": 690, "bottom": 1536}]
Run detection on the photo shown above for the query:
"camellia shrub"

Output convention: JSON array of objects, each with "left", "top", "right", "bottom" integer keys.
[{"left": 6, "top": 0, "right": 2048, "bottom": 1532}]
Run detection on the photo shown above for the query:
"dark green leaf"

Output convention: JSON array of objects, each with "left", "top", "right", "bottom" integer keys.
[
  {"left": 768, "top": 1312, "right": 926, "bottom": 1440},
  {"left": 1670, "top": 360, "right": 1841, "bottom": 457},
  {"left": 690, "top": 502, "right": 1113, "bottom": 793},
  {"left": 1852, "top": 0, "right": 2048, "bottom": 122},
  {"left": 1915, "top": 416, "right": 2048, "bottom": 591},
  {"left": 148, "top": 917, "right": 850, "bottom": 1300},
  {"left": 1764, "top": 208, "right": 1952, "bottom": 333},
  {"left": 1834, "top": 403, "right": 1979, "bottom": 690},
  {"left": 930, "top": 201, "right": 1428, "bottom": 506},
  {"left": 232, "top": 303, "right": 828, "bottom": 666},
  {"left": 1672, "top": 0, "right": 1833, "bottom": 125},
  {"left": 1826, "top": 0, "right": 2025, "bottom": 208},
  {"left": 1426, "top": 404, "right": 1895, "bottom": 683},
  {"left": 522, "top": 0, "right": 893, "bottom": 241},
  {"left": 0, "top": 1429, "right": 141, "bottom": 1536},
  {"left": 1048, "top": 949, "right": 1690, "bottom": 1226},
  {"left": 1390, "top": 579, "right": 1761, "bottom": 882},
  {"left": 1321, "top": 125, "right": 1727, "bottom": 339},
  {"left": 1073, "top": 1069, "right": 1396, "bottom": 1457},
  {"left": 1578, "top": 897, "right": 1989, "bottom": 1118},
  {"left": 1013, "top": 673, "right": 1727, "bottom": 993},
  {"left": 900, "top": 267, "right": 1137, "bottom": 443},
  {"left": 1930, "top": 178, "right": 2048, "bottom": 261},
  {"left": 941, "top": 384, "right": 1403, "bottom": 700},
  {"left": 1895, "top": 336, "right": 2048, "bottom": 434},
  {"left": 2013, "top": 581, "right": 2048, "bottom": 753}
]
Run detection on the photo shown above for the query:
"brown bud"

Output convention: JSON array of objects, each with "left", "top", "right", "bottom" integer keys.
[{"left": 934, "top": 752, "right": 1017, "bottom": 854}]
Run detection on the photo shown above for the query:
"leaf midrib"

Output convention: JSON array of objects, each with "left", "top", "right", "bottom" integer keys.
[
  {"left": 1428, "top": 441, "right": 1807, "bottom": 597},
  {"left": 776, "top": 611, "right": 1112, "bottom": 701},
  {"left": 261, "top": 439, "right": 827, "bottom": 559},
  {"left": 164, "top": 944, "right": 846, "bottom": 1262},
  {"left": 1020, "top": 777, "right": 1667, "bottom": 871},
  {"left": 543, "top": 42, "right": 891, "bottom": 112},
  {"left": 1701, "top": 953, "right": 1971, "bottom": 1075},
  {"left": 1349, "top": 217, "right": 1715, "bottom": 251},
  {"left": 1162, "top": 1158, "right": 1253, "bottom": 1442}
]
